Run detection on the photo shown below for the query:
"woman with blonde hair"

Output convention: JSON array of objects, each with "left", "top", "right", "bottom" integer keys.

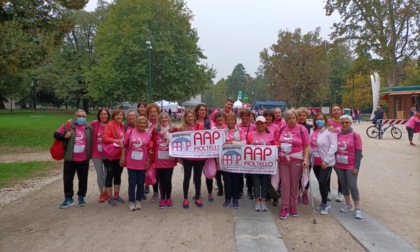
[
  {"left": 180, "top": 110, "right": 206, "bottom": 208},
  {"left": 278, "top": 109, "right": 310, "bottom": 219},
  {"left": 120, "top": 116, "right": 151, "bottom": 211},
  {"left": 150, "top": 112, "right": 178, "bottom": 208}
]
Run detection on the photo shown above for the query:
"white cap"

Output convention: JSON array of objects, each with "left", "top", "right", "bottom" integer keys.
[{"left": 255, "top": 116, "right": 266, "bottom": 123}]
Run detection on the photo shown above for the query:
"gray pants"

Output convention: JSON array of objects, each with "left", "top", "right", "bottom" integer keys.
[
  {"left": 334, "top": 169, "right": 360, "bottom": 201},
  {"left": 92, "top": 158, "right": 107, "bottom": 191}
]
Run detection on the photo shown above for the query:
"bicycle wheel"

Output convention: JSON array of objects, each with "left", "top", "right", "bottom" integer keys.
[
  {"left": 390, "top": 126, "right": 402, "bottom": 139},
  {"left": 366, "top": 126, "right": 379, "bottom": 138}
]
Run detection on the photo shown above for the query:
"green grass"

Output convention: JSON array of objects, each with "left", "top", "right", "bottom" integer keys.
[
  {"left": 0, "top": 110, "right": 97, "bottom": 150},
  {"left": 0, "top": 161, "right": 59, "bottom": 188}
]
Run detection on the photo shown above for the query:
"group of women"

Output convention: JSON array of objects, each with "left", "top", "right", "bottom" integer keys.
[{"left": 88, "top": 102, "right": 364, "bottom": 220}]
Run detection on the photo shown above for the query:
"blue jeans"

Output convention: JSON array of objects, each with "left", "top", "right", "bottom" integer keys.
[{"left": 127, "top": 169, "right": 146, "bottom": 202}]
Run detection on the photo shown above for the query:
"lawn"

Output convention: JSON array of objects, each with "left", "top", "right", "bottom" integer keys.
[
  {"left": 0, "top": 161, "right": 59, "bottom": 188},
  {"left": 0, "top": 110, "right": 97, "bottom": 150}
]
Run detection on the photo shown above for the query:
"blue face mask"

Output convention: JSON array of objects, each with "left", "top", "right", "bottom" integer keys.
[
  {"left": 316, "top": 120, "right": 325, "bottom": 127},
  {"left": 75, "top": 117, "right": 86, "bottom": 125}
]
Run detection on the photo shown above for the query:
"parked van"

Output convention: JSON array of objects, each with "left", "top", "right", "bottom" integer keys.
[{"left": 252, "top": 101, "right": 287, "bottom": 115}]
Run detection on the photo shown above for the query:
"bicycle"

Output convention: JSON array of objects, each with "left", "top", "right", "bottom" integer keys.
[{"left": 366, "top": 121, "right": 402, "bottom": 139}]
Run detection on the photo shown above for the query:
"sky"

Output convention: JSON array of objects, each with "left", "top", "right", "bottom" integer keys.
[{"left": 84, "top": 0, "right": 340, "bottom": 81}]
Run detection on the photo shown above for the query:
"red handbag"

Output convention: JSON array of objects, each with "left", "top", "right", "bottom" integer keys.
[{"left": 103, "top": 125, "right": 122, "bottom": 161}]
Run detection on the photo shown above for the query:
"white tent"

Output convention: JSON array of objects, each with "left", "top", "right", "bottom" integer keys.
[
  {"left": 155, "top": 100, "right": 179, "bottom": 112},
  {"left": 233, "top": 99, "right": 243, "bottom": 109}
]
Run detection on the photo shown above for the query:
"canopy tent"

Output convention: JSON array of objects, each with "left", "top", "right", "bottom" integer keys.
[
  {"left": 233, "top": 100, "right": 243, "bottom": 109},
  {"left": 155, "top": 100, "right": 179, "bottom": 112}
]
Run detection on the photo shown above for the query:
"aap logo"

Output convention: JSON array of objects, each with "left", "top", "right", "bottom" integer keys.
[
  {"left": 172, "top": 134, "right": 191, "bottom": 151},
  {"left": 222, "top": 149, "right": 242, "bottom": 165}
]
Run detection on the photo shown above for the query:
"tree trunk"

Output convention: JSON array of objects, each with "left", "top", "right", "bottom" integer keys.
[{"left": 82, "top": 98, "right": 89, "bottom": 113}]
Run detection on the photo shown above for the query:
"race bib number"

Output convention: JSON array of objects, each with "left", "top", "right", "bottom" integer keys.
[
  {"left": 131, "top": 151, "right": 144, "bottom": 160},
  {"left": 74, "top": 144, "right": 85, "bottom": 153},
  {"left": 158, "top": 151, "right": 170, "bottom": 160},
  {"left": 280, "top": 143, "right": 292, "bottom": 152},
  {"left": 336, "top": 154, "right": 348, "bottom": 164}
]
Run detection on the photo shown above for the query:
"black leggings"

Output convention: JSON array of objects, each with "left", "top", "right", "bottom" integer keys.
[
  {"left": 222, "top": 172, "right": 242, "bottom": 200},
  {"left": 183, "top": 159, "right": 205, "bottom": 199},
  {"left": 104, "top": 159, "right": 123, "bottom": 187},
  {"left": 156, "top": 168, "right": 174, "bottom": 200},
  {"left": 313, "top": 165, "right": 332, "bottom": 204},
  {"left": 206, "top": 171, "right": 223, "bottom": 194}
]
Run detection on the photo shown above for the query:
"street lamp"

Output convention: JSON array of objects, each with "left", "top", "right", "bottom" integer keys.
[{"left": 146, "top": 32, "right": 152, "bottom": 103}]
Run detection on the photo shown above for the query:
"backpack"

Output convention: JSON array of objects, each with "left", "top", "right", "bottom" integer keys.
[{"left": 50, "top": 122, "right": 71, "bottom": 160}]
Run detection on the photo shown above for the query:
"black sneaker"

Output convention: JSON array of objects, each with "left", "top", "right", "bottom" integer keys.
[
  {"left": 239, "top": 191, "right": 243, "bottom": 199},
  {"left": 145, "top": 186, "right": 150, "bottom": 194},
  {"left": 217, "top": 189, "right": 224, "bottom": 196},
  {"left": 142, "top": 193, "right": 147, "bottom": 200},
  {"left": 272, "top": 199, "right": 279, "bottom": 206},
  {"left": 247, "top": 192, "right": 254, "bottom": 200}
]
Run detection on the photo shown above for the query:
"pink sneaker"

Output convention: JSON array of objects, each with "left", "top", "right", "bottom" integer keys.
[
  {"left": 159, "top": 199, "right": 166, "bottom": 209},
  {"left": 279, "top": 208, "right": 289, "bottom": 219},
  {"left": 290, "top": 207, "right": 298, "bottom": 217},
  {"left": 167, "top": 198, "right": 173, "bottom": 208},
  {"left": 302, "top": 193, "right": 309, "bottom": 205}
]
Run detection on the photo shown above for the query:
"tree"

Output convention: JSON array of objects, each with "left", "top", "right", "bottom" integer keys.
[
  {"left": 35, "top": 10, "right": 101, "bottom": 111},
  {"left": 325, "top": 0, "right": 420, "bottom": 87},
  {"left": 260, "top": 28, "right": 330, "bottom": 107},
  {"left": 226, "top": 64, "right": 248, "bottom": 99},
  {"left": 327, "top": 43, "right": 353, "bottom": 105},
  {"left": 88, "top": 0, "right": 215, "bottom": 104},
  {"left": 243, "top": 66, "right": 270, "bottom": 103},
  {"left": 0, "top": 0, "right": 87, "bottom": 108},
  {"left": 202, "top": 78, "right": 228, "bottom": 108},
  {"left": 341, "top": 75, "right": 372, "bottom": 111}
]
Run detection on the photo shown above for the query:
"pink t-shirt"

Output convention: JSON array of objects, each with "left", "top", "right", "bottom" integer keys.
[
  {"left": 124, "top": 129, "right": 151, "bottom": 170},
  {"left": 274, "top": 119, "right": 286, "bottom": 128},
  {"left": 237, "top": 123, "right": 256, "bottom": 136},
  {"left": 310, "top": 130, "right": 323, "bottom": 166},
  {"left": 278, "top": 124, "right": 310, "bottom": 162},
  {"left": 335, "top": 131, "right": 362, "bottom": 170},
  {"left": 57, "top": 124, "right": 88, "bottom": 162},
  {"left": 91, "top": 120, "right": 107, "bottom": 159},
  {"left": 154, "top": 131, "right": 174, "bottom": 168},
  {"left": 406, "top": 116, "right": 420, "bottom": 129},
  {"left": 225, "top": 128, "right": 246, "bottom": 142},
  {"left": 247, "top": 131, "right": 275, "bottom": 145},
  {"left": 328, "top": 118, "right": 341, "bottom": 133},
  {"left": 266, "top": 123, "right": 280, "bottom": 140}
]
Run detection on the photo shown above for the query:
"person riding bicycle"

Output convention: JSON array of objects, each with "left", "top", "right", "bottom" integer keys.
[{"left": 373, "top": 106, "right": 386, "bottom": 139}]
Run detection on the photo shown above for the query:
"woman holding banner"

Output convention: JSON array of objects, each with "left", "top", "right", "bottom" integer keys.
[
  {"left": 150, "top": 112, "right": 178, "bottom": 209},
  {"left": 211, "top": 111, "right": 226, "bottom": 197},
  {"left": 278, "top": 109, "right": 310, "bottom": 219},
  {"left": 146, "top": 103, "right": 161, "bottom": 202},
  {"left": 247, "top": 116, "right": 276, "bottom": 212},
  {"left": 180, "top": 110, "right": 205, "bottom": 209},
  {"left": 222, "top": 112, "right": 246, "bottom": 209},
  {"left": 195, "top": 104, "right": 216, "bottom": 202}
]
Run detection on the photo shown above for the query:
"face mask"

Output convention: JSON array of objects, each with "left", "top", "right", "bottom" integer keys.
[
  {"left": 316, "top": 120, "right": 325, "bottom": 127},
  {"left": 75, "top": 117, "right": 86, "bottom": 125}
]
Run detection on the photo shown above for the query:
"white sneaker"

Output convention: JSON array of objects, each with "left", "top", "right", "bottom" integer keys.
[
  {"left": 135, "top": 200, "right": 142, "bottom": 210},
  {"left": 320, "top": 204, "right": 330, "bottom": 215},
  {"left": 129, "top": 202, "right": 136, "bottom": 211},
  {"left": 355, "top": 209, "right": 363, "bottom": 219},
  {"left": 336, "top": 192, "right": 344, "bottom": 202},
  {"left": 340, "top": 204, "right": 354, "bottom": 213},
  {"left": 261, "top": 202, "right": 268, "bottom": 212},
  {"left": 254, "top": 202, "right": 261, "bottom": 212},
  {"left": 151, "top": 192, "right": 159, "bottom": 202}
]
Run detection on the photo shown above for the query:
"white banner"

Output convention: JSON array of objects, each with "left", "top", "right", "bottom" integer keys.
[
  {"left": 220, "top": 144, "right": 278, "bottom": 174},
  {"left": 169, "top": 129, "right": 225, "bottom": 158}
]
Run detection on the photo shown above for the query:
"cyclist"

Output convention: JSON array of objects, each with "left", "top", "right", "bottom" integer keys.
[{"left": 373, "top": 106, "right": 386, "bottom": 139}]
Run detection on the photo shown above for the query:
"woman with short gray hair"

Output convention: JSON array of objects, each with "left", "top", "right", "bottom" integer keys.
[{"left": 335, "top": 115, "right": 363, "bottom": 219}]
